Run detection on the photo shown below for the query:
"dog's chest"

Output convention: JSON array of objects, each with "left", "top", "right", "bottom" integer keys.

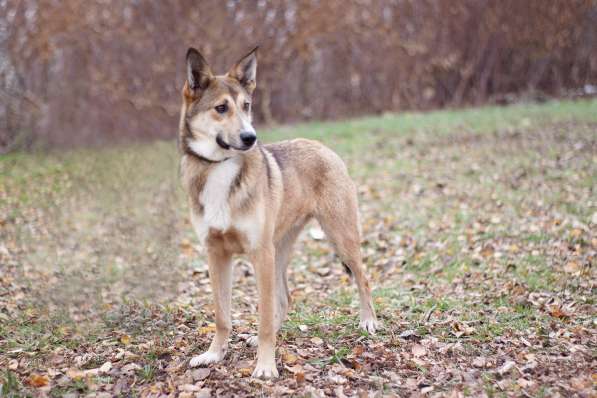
[
  {"left": 198, "top": 159, "right": 240, "bottom": 231},
  {"left": 191, "top": 159, "right": 261, "bottom": 250}
]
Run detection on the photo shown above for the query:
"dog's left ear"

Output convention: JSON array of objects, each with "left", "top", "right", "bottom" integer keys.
[{"left": 227, "top": 46, "right": 258, "bottom": 95}]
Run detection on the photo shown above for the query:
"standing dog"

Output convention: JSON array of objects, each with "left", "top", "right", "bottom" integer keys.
[{"left": 179, "top": 47, "right": 379, "bottom": 378}]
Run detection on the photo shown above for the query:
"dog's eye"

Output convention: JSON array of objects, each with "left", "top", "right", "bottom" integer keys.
[
  {"left": 215, "top": 104, "right": 228, "bottom": 114},
  {"left": 243, "top": 102, "right": 251, "bottom": 112}
]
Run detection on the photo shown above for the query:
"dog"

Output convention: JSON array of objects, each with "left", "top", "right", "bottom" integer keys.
[{"left": 179, "top": 46, "right": 379, "bottom": 378}]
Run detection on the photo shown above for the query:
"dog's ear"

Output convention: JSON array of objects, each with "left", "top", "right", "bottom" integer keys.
[
  {"left": 186, "top": 47, "right": 213, "bottom": 96},
  {"left": 227, "top": 46, "right": 258, "bottom": 95}
]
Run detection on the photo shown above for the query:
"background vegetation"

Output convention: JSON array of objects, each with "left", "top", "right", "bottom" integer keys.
[{"left": 1, "top": 0, "right": 596, "bottom": 151}]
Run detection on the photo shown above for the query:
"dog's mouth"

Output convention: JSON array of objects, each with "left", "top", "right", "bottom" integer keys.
[
  {"left": 216, "top": 134, "right": 255, "bottom": 151},
  {"left": 216, "top": 135, "right": 231, "bottom": 150}
]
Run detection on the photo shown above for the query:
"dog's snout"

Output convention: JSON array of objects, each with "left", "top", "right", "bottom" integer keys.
[{"left": 240, "top": 131, "right": 257, "bottom": 147}]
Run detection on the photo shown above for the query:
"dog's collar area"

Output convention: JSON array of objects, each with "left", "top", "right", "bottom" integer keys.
[{"left": 187, "top": 150, "right": 231, "bottom": 164}]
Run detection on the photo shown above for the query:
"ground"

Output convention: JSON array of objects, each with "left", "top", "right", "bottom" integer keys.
[{"left": 0, "top": 99, "right": 596, "bottom": 397}]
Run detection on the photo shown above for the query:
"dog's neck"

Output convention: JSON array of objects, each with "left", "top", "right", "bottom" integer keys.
[
  {"left": 181, "top": 145, "right": 268, "bottom": 217},
  {"left": 186, "top": 150, "right": 231, "bottom": 164}
]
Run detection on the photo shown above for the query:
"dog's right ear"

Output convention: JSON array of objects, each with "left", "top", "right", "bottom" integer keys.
[{"left": 186, "top": 48, "right": 213, "bottom": 97}]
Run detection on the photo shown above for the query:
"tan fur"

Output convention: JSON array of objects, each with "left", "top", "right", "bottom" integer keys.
[{"left": 181, "top": 48, "right": 378, "bottom": 378}]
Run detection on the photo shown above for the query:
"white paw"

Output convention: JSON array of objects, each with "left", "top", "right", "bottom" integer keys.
[
  {"left": 359, "top": 318, "right": 381, "bottom": 334},
  {"left": 246, "top": 335, "right": 258, "bottom": 347},
  {"left": 189, "top": 350, "right": 224, "bottom": 367},
  {"left": 251, "top": 362, "right": 279, "bottom": 379}
]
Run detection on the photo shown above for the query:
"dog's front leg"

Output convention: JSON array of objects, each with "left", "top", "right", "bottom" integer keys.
[
  {"left": 250, "top": 245, "right": 279, "bottom": 378},
  {"left": 190, "top": 246, "right": 232, "bottom": 367}
]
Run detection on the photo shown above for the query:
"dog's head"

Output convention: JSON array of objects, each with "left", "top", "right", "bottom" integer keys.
[{"left": 179, "top": 47, "right": 258, "bottom": 161}]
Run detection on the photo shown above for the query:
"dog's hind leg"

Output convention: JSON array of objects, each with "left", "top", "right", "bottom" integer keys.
[
  {"left": 190, "top": 246, "right": 233, "bottom": 367},
  {"left": 274, "top": 224, "right": 305, "bottom": 331},
  {"left": 315, "top": 191, "right": 380, "bottom": 334}
]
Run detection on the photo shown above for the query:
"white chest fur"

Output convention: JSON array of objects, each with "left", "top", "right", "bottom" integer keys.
[
  {"left": 199, "top": 158, "right": 241, "bottom": 232},
  {"left": 190, "top": 158, "right": 263, "bottom": 250}
]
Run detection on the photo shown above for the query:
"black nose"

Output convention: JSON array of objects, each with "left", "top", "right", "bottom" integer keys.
[{"left": 240, "top": 131, "right": 256, "bottom": 146}]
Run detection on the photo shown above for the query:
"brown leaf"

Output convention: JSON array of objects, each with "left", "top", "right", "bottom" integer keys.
[
  {"left": 191, "top": 368, "right": 211, "bottom": 382},
  {"left": 282, "top": 351, "right": 299, "bottom": 364},
  {"left": 238, "top": 367, "right": 252, "bottom": 377},
  {"left": 548, "top": 305, "right": 570, "bottom": 319},
  {"left": 352, "top": 345, "right": 365, "bottom": 356},
  {"left": 28, "top": 373, "right": 50, "bottom": 387},
  {"left": 472, "top": 357, "right": 486, "bottom": 368},
  {"left": 295, "top": 371, "right": 305, "bottom": 384},
  {"left": 198, "top": 325, "right": 216, "bottom": 335},
  {"left": 310, "top": 336, "right": 324, "bottom": 346},
  {"left": 564, "top": 261, "right": 579, "bottom": 273},
  {"left": 66, "top": 369, "right": 86, "bottom": 380},
  {"left": 570, "top": 228, "right": 582, "bottom": 238}
]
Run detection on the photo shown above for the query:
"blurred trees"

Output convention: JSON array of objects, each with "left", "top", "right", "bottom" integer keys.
[{"left": 1, "top": 0, "right": 595, "bottom": 151}]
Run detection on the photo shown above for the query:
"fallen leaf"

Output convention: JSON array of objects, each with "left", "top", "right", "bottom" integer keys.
[
  {"left": 27, "top": 374, "right": 50, "bottom": 387},
  {"left": 99, "top": 361, "right": 112, "bottom": 373},
  {"left": 66, "top": 369, "right": 86, "bottom": 380},
  {"left": 517, "top": 378, "right": 534, "bottom": 388},
  {"left": 564, "top": 261, "right": 579, "bottom": 273},
  {"left": 412, "top": 344, "right": 427, "bottom": 357},
  {"left": 120, "top": 334, "right": 131, "bottom": 345},
  {"left": 352, "top": 345, "right": 365, "bottom": 356},
  {"left": 548, "top": 305, "right": 570, "bottom": 319},
  {"left": 327, "top": 371, "right": 347, "bottom": 384},
  {"left": 497, "top": 360, "right": 516, "bottom": 375},
  {"left": 399, "top": 329, "right": 418, "bottom": 340},
  {"left": 196, "top": 388, "right": 212, "bottom": 398},
  {"left": 238, "top": 367, "right": 252, "bottom": 377},
  {"left": 285, "top": 364, "right": 304, "bottom": 374},
  {"left": 570, "top": 228, "right": 582, "bottom": 238},
  {"left": 334, "top": 386, "right": 348, "bottom": 398},
  {"left": 122, "top": 363, "right": 142, "bottom": 374},
  {"left": 282, "top": 351, "right": 299, "bottom": 364},
  {"left": 191, "top": 368, "right": 211, "bottom": 381},
  {"left": 472, "top": 357, "right": 486, "bottom": 368},
  {"left": 179, "top": 384, "right": 202, "bottom": 392},
  {"left": 311, "top": 336, "right": 324, "bottom": 346},
  {"left": 198, "top": 325, "right": 216, "bottom": 335}
]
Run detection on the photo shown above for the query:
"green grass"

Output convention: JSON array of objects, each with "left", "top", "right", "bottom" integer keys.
[{"left": 261, "top": 98, "right": 597, "bottom": 152}]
